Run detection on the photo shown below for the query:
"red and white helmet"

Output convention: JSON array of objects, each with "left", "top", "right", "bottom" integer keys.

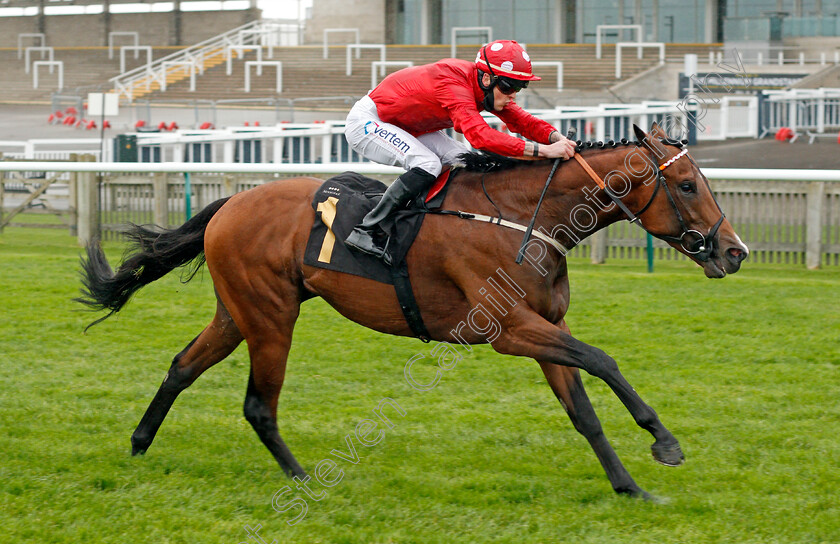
[{"left": 475, "top": 40, "right": 541, "bottom": 82}]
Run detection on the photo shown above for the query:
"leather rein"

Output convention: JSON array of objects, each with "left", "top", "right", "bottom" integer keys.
[{"left": 520, "top": 140, "right": 726, "bottom": 263}]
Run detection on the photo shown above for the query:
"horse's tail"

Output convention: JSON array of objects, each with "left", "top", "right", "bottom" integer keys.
[{"left": 76, "top": 196, "right": 231, "bottom": 330}]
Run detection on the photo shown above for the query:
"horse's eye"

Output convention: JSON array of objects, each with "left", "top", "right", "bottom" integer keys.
[{"left": 679, "top": 182, "right": 696, "bottom": 194}]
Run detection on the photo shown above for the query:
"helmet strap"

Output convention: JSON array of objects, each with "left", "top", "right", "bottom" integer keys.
[
  {"left": 479, "top": 44, "right": 500, "bottom": 110},
  {"left": 477, "top": 70, "right": 496, "bottom": 111}
]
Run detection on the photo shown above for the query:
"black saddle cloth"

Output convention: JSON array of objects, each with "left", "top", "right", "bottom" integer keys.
[{"left": 303, "top": 171, "right": 451, "bottom": 284}]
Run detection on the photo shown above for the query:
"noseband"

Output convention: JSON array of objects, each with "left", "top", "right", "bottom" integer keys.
[{"left": 576, "top": 143, "right": 726, "bottom": 262}]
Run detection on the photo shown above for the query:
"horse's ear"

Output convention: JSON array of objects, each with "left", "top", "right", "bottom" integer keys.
[
  {"left": 633, "top": 124, "right": 647, "bottom": 143},
  {"left": 649, "top": 122, "right": 667, "bottom": 139},
  {"left": 634, "top": 123, "right": 668, "bottom": 160}
]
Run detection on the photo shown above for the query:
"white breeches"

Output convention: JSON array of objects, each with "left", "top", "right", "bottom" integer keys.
[{"left": 344, "top": 94, "right": 471, "bottom": 177}]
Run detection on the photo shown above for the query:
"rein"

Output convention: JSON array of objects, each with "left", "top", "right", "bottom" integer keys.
[
  {"left": 572, "top": 153, "right": 640, "bottom": 223},
  {"left": 573, "top": 144, "right": 726, "bottom": 261},
  {"left": 432, "top": 135, "right": 726, "bottom": 266},
  {"left": 514, "top": 158, "right": 561, "bottom": 264}
]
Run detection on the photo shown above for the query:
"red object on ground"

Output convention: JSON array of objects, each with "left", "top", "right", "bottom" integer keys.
[
  {"left": 199, "top": 122, "right": 213, "bottom": 129},
  {"left": 66, "top": 106, "right": 78, "bottom": 115},
  {"left": 166, "top": 122, "right": 178, "bottom": 131},
  {"left": 158, "top": 121, "right": 168, "bottom": 130},
  {"left": 253, "top": 121, "right": 260, "bottom": 126},
  {"left": 135, "top": 120, "right": 146, "bottom": 129},
  {"left": 48, "top": 114, "right": 55, "bottom": 123},
  {"left": 85, "top": 120, "right": 97, "bottom": 130},
  {"left": 775, "top": 127, "right": 794, "bottom": 141},
  {"left": 54, "top": 110, "right": 64, "bottom": 118},
  {"left": 103, "top": 120, "right": 111, "bottom": 129}
]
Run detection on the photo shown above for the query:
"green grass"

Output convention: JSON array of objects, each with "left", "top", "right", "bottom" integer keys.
[{"left": 1, "top": 227, "right": 839, "bottom": 544}]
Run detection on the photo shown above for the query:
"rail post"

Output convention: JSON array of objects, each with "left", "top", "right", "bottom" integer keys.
[
  {"left": 76, "top": 154, "right": 100, "bottom": 246},
  {"left": 0, "top": 152, "right": 4, "bottom": 234},
  {"left": 153, "top": 172, "right": 168, "bottom": 227},
  {"left": 223, "top": 175, "right": 236, "bottom": 196},
  {"left": 184, "top": 172, "right": 192, "bottom": 220},
  {"left": 806, "top": 181, "right": 825, "bottom": 269},
  {"left": 68, "top": 153, "right": 78, "bottom": 236},
  {"left": 590, "top": 230, "right": 607, "bottom": 264}
]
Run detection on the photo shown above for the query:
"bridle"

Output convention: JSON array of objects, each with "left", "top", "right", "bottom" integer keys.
[{"left": 572, "top": 140, "right": 726, "bottom": 262}]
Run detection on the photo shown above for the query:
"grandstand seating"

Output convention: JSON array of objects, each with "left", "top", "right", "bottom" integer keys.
[
  {"left": 0, "top": 41, "right": 721, "bottom": 108},
  {"left": 143, "top": 43, "right": 719, "bottom": 103},
  {"left": 0, "top": 46, "right": 181, "bottom": 102}
]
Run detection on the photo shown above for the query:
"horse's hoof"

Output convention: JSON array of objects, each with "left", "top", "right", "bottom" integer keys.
[
  {"left": 644, "top": 493, "right": 671, "bottom": 504},
  {"left": 651, "top": 441, "right": 685, "bottom": 466},
  {"left": 283, "top": 465, "right": 308, "bottom": 479},
  {"left": 617, "top": 486, "right": 650, "bottom": 500},
  {"left": 130, "top": 435, "right": 149, "bottom": 456},
  {"left": 619, "top": 487, "right": 670, "bottom": 504}
]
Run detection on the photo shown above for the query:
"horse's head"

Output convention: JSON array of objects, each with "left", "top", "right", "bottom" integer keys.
[{"left": 630, "top": 123, "right": 749, "bottom": 278}]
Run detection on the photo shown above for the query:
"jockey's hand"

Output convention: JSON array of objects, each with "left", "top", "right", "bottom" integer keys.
[{"left": 540, "top": 136, "right": 576, "bottom": 160}]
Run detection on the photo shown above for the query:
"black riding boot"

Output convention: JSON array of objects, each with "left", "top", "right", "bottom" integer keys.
[{"left": 344, "top": 167, "right": 436, "bottom": 264}]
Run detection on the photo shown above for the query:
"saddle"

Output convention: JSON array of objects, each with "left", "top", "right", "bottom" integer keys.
[
  {"left": 303, "top": 170, "right": 452, "bottom": 283},
  {"left": 302, "top": 170, "right": 454, "bottom": 341}
]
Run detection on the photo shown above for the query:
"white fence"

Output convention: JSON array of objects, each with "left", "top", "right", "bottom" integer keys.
[
  {"left": 8, "top": 90, "right": 840, "bottom": 169},
  {"left": 1, "top": 102, "right": 699, "bottom": 166},
  {"left": 125, "top": 102, "right": 692, "bottom": 165},
  {"left": 1, "top": 161, "right": 838, "bottom": 269},
  {"left": 694, "top": 96, "right": 760, "bottom": 140},
  {"left": 759, "top": 88, "right": 840, "bottom": 137},
  {"left": 0, "top": 139, "right": 104, "bottom": 161}
]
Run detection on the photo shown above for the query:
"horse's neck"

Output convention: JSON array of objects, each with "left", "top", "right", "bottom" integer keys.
[
  {"left": 446, "top": 150, "right": 636, "bottom": 250},
  {"left": 538, "top": 149, "right": 637, "bottom": 248}
]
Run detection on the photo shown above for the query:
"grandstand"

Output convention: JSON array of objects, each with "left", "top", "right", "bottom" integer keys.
[
  {"left": 137, "top": 44, "right": 696, "bottom": 103},
  {"left": 0, "top": 46, "right": 180, "bottom": 103}
]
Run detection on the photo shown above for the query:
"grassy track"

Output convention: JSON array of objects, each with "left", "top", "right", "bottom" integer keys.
[{"left": 1, "top": 226, "right": 839, "bottom": 544}]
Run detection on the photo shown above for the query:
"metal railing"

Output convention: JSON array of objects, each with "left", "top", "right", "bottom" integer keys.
[
  {"left": 108, "top": 19, "right": 303, "bottom": 103},
  {"left": 759, "top": 88, "right": 840, "bottom": 138}
]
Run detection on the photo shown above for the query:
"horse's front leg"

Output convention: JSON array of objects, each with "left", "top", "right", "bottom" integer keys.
[
  {"left": 495, "top": 311, "right": 684, "bottom": 468},
  {"left": 539, "top": 360, "right": 649, "bottom": 497}
]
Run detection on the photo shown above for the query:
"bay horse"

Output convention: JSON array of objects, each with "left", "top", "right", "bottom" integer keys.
[{"left": 77, "top": 124, "right": 748, "bottom": 499}]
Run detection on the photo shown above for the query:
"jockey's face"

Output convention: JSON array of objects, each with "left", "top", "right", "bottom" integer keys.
[{"left": 481, "top": 73, "right": 517, "bottom": 112}]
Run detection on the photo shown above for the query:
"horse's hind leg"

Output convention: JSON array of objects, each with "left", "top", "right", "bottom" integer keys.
[
  {"left": 241, "top": 315, "right": 307, "bottom": 479},
  {"left": 131, "top": 298, "right": 243, "bottom": 455},
  {"left": 539, "top": 361, "right": 649, "bottom": 498}
]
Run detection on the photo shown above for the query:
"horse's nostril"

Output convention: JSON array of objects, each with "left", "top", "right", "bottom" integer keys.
[{"left": 728, "top": 248, "right": 747, "bottom": 262}]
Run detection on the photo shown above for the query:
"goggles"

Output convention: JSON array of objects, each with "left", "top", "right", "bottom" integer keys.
[{"left": 496, "top": 77, "right": 528, "bottom": 95}]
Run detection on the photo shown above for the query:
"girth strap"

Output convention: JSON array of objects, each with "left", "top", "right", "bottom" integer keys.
[{"left": 390, "top": 260, "right": 431, "bottom": 343}]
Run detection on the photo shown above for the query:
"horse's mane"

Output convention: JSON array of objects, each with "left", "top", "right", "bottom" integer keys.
[
  {"left": 458, "top": 152, "right": 527, "bottom": 172},
  {"left": 458, "top": 137, "right": 686, "bottom": 173}
]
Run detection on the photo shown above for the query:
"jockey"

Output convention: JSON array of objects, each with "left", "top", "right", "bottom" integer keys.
[{"left": 343, "top": 39, "right": 576, "bottom": 262}]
